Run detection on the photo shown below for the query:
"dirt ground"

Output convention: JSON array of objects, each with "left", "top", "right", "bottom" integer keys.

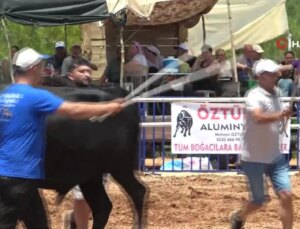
[{"left": 17, "top": 172, "right": 300, "bottom": 229}]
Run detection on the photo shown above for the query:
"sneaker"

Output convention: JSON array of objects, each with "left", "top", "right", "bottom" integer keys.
[
  {"left": 62, "top": 210, "right": 77, "bottom": 229},
  {"left": 230, "top": 210, "right": 245, "bottom": 229}
]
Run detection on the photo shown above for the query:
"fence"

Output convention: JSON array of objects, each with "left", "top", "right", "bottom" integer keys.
[{"left": 134, "top": 97, "right": 300, "bottom": 173}]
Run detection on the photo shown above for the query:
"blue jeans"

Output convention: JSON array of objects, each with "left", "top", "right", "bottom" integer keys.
[{"left": 241, "top": 155, "right": 291, "bottom": 205}]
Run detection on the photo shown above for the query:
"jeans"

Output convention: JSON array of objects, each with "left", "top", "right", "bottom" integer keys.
[
  {"left": 241, "top": 155, "right": 291, "bottom": 205},
  {"left": 0, "top": 176, "right": 49, "bottom": 229}
]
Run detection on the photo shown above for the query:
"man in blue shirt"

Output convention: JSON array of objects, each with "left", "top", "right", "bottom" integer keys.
[{"left": 0, "top": 47, "right": 123, "bottom": 229}]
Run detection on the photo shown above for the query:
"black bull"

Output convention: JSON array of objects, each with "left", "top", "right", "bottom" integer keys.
[{"left": 1, "top": 84, "right": 147, "bottom": 229}]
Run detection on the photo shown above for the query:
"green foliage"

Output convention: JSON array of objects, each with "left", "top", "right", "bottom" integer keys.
[
  {"left": 260, "top": 0, "right": 300, "bottom": 61},
  {"left": 0, "top": 20, "right": 81, "bottom": 58}
]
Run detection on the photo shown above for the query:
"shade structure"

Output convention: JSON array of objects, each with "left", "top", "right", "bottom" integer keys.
[{"left": 188, "top": 0, "right": 288, "bottom": 55}]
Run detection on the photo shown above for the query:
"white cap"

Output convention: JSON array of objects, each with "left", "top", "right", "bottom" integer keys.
[
  {"left": 254, "top": 59, "right": 280, "bottom": 76},
  {"left": 253, "top": 44, "right": 264, "bottom": 53},
  {"left": 174, "top": 43, "right": 188, "bottom": 51},
  {"left": 55, "top": 41, "right": 65, "bottom": 48},
  {"left": 13, "top": 47, "right": 45, "bottom": 70},
  {"left": 145, "top": 45, "right": 160, "bottom": 55}
]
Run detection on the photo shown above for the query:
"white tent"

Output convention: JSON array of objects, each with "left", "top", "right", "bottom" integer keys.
[
  {"left": 106, "top": 0, "right": 217, "bottom": 25},
  {"left": 188, "top": 0, "right": 288, "bottom": 56}
]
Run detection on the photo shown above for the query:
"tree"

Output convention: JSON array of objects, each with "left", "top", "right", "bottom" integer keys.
[{"left": 0, "top": 20, "right": 81, "bottom": 58}]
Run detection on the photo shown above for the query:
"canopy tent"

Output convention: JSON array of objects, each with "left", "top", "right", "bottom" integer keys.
[
  {"left": 0, "top": 0, "right": 110, "bottom": 26},
  {"left": 0, "top": 0, "right": 217, "bottom": 26},
  {"left": 107, "top": 0, "right": 217, "bottom": 26},
  {"left": 188, "top": 0, "right": 288, "bottom": 56}
]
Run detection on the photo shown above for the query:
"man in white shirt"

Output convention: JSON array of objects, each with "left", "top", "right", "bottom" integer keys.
[
  {"left": 215, "top": 48, "right": 233, "bottom": 82},
  {"left": 230, "top": 59, "right": 293, "bottom": 229}
]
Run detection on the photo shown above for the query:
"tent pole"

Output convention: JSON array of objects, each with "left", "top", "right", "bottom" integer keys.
[
  {"left": 226, "top": 0, "right": 240, "bottom": 96},
  {"left": 119, "top": 27, "right": 125, "bottom": 88},
  {"left": 64, "top": 25, "right": 68, "bottom": 48},
  {"left": 1, "top": 18, "right": 14, "bottom": 84},
  {"left": 201, "top": 15, "right": 206, "bottom": 45}
]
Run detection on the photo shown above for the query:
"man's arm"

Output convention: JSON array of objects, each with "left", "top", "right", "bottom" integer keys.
[
  {"left": 236, "top": 62, "right": 247, "bottom": 70},
  {"left": 250, "top": 108, "right": 292, "bottom": 124},
  {"left": 204, "top": 60, "right": 221, "bottom": 76},
  {"left": 61, "top": 58, "right": 69, "bottom": 76},
  {"left": 56, "top": 101, "right": 122, "bottom": 119}
]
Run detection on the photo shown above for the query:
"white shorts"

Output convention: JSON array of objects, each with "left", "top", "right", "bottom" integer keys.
[{"left": 72, "top": 185, "right": 84, "bottom": 200}]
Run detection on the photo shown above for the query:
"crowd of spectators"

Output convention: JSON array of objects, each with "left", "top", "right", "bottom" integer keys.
[{"left": 1, "top": 41, "right": 297, "bottom": 100}]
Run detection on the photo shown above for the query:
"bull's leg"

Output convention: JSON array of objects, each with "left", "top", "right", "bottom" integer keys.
[
  {"left": 173, "top": 124, "right": 180, "bottom": 137},
  {"left": 80, "top": 179, "right": 112, "bottom": 229},
  {"left": 183, "top": 128, "right": 187, "bottom": 137},
  {"left": 180, "top": 126, "right": 184, "bottom": 133},
  {"left": 112, "top": 171, "right": 147, "bottom": 229}
]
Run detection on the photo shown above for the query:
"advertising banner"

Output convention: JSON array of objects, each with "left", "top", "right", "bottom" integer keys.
[{"left": 171, "top": 103, "right": 290, "bottom": 154}]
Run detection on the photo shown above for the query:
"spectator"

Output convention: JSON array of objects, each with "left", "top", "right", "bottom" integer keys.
[
  {"left": 237, "top": 44, "right": 254, "bottom": 95},
  {"left": 280, "top": 51, "right": 296, "bottom": 81},
  {"left": 0, "top": 47, "right": 123, "bottom": 229},
  {"left": 282, "top": 51, "right": 295, "bottom": 65},
  {"left": 61, "top": 44, "right": 98, "bottom": 76},
  {"left": 126, "top": 41, "right": 147, "bottom": 67},
  {"left": 251, "top": 44, "right": 264, "bottom": 62},
  {"left": 47, "top": 41, "right": 67, "bottom": 76},
  {"left": 125, "top": 41, "right": 148, "bottom": 89},
  {"left": 1, "top": 45, "right": 20, "bottom": 83},
  {"left": 174, "top": 42, "right": 196, "bottom": 68},
  {"left": 237, "top": 44, "right": 254, "bottom": 80},
  {"left": 144, "top": 45, "right": 164, "bottom": 73},
  {"left": 215, "top": 48, "right": 233, "bottom": 82},
  {"left": 192, "top": 44, "right": 221, "bottom": 95},
  {"left": 100, "top": 47, "right": 122, "bottom": 85}
]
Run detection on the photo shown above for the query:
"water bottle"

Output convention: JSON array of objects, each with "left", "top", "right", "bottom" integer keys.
[{"left": 45, "top": 63, "right": 55, "bottom": 77}]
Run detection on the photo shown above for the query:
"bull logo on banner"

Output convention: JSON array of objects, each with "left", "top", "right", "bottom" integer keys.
[{"left": 173, "top": 110, "right": 193, "bottom": 138}]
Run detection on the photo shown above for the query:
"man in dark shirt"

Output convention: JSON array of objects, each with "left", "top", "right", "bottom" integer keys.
[
  {"left": 64, "top": 59, "right": 92, "bottom": 88},
  {"left": 47, "top": 41, "right": 67, "bottom": 76},
  {"left": 63, "top": 59, "right": 97, "bottom": 229}
]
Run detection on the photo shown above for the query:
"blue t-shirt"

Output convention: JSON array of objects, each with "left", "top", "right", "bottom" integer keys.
[{"left": 0, "top": 84, "right": 64, "bottom": 179}]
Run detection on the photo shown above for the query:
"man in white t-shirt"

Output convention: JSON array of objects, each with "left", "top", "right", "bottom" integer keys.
[
  {"left": 230, "top": 59, "right": 293, "bottom": 229},
  {"left": 215, "top": 48, "right": 233, "bottom": 82}
]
